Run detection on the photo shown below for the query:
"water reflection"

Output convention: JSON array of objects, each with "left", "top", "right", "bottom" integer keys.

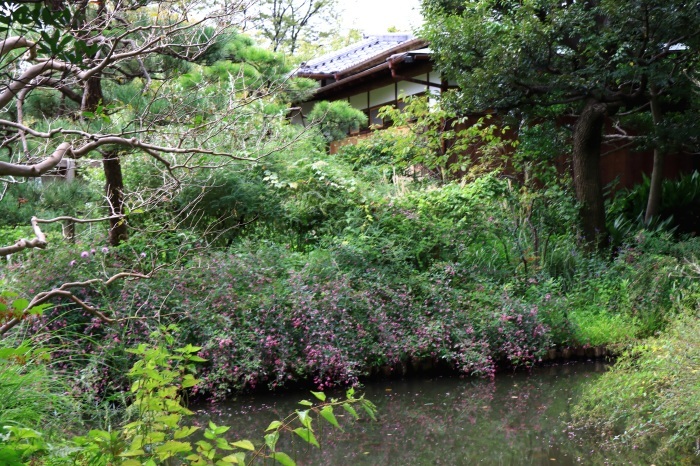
[{"left": 197, "top": 361, "right": 642, "bottom": 465}]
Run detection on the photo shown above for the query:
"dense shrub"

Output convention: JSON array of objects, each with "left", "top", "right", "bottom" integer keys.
[
  {"left": 3, "top": 160, "right": 698, "bottom": 404},
  {"left": 308, "top": 101, "right": 368, "bottom": 142}
]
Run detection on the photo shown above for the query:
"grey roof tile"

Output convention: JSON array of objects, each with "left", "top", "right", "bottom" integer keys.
[{"left": 297, "top": 33, "right": 416, "bottom": 75}]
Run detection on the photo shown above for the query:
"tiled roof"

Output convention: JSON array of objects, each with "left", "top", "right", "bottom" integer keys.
[{"left": 297, "top": 33, "right": 417, "bottom": 75}]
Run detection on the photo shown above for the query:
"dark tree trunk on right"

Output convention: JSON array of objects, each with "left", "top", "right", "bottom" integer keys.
[{"left": 644, "top": 87, "right": 665, "bottom": 225}]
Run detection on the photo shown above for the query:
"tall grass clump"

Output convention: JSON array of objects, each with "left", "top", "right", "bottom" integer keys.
[
  {"left": 0, "top": 341, "right": 82, "bottom": 437},
  {"left": 572, "top": 283, "right": 700, "bottom": 463}
]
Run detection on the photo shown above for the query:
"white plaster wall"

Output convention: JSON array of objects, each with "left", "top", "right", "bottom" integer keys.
[
  {"left": 369, "top": 84, "right": 397, "bottom": 107},
  {"left": 429, "top": 71, "right": 441, "bottom": 84},
  {"left": 397, "top": 80, "right": 426, "bottom": 99},
  {"left": 349, "top": 93, "right": 368, "bottom": 110}
]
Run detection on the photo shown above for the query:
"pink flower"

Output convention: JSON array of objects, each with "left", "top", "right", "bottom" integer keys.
[
  {"left": 101, "top": 247, "right": 109, "bottom": 254},
  {"left": 80, "top": 251, "right": 89, "bottom": 258},
  {"left": 69, "top": 260, "right": 77, "bottom": 266}
]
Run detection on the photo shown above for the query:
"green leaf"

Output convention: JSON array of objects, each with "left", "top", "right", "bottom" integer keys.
[
  {"left": 27, "top": 303, "right": 50, "bottom": 316},
  {"left": 119, "top": 449, "right": 146, "bottom": 457},
  {"left": 361, "top": 402, "right": 377, "bottom": 421},
  {"left": 270, "top": 451, "right": 296, "bottom": 466},
  {"left": 12, "top": 299, "right": 28, "bottom": 312},
  {"left": 155, "top": 413, "right": 180, "bottom": 428},
  {"left": 296, "top": 410, "right": 311, "bottom": 428},
  {"left": 232, "top": 439, "right": 255, "bottom": 451},
  {"left": 195, "top": 440, "right": 213, "bottom": 452},
  {"left": 342, "top": 403, "right": 359, "bottom": 419},
  {"left": 154, "top": 440, "right": 192, "bottom": 458},
  {"left": 182, "top": 374, "right": 199, "bottom": 388},
  {"left": 265, "top": 420, "right": 282, "bottom": 432},
  {"left": 176, "top": 344, "right": 203, "bottom": 354},
  {"left": 310, "top": 391, "right": 326, "bottom": 401},
  {"left": 214, "top": 425, "right": 230, "bottom": 435},
  {"left": 216, "top": 437, "right": 234, "bottom": 450},
  {"left": 220, "top": 452, "right": 246, "bottom": 464},
  {"left": 265, "top": 431, "right": 279, "bottom": 452},
  {"left": 292, "top": 427, "right": 319, "bottom": 448},
  {"left": 298, "top": 399, "right": 313, "bottom": 406},
  {"left": 319, "top": 405, "right": 340, "bottom": 429},
  {"left": 174, "top": 426, "right": 199, "bottom": 439}
]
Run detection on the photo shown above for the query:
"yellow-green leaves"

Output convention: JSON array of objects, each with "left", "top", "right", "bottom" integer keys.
[
  {"left": 67, "top": 330, "right": 377, "bottom": 465},
  {"left": 319, "top": 405, "right": 340, "bottom": 428},
  {"left": 231, "top": 439, "right": 255, "bottom": 451},
  {"left": 293, "top": 427, "right": 320, "bottom": 448},
  {"left": 270, "top": 451, "right": 296, "bottom": 466}
]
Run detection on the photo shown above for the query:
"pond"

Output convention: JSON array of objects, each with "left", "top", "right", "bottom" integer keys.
[{"left": 197, "top": 361, "right": 646, "bottom": 465}]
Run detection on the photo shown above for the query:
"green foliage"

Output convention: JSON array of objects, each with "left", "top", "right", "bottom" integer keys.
[
  {"left": 572, "top": 288, "right": 700, "bottom": 463},
  {"left": 308, "top": 101, "right": 367, "bottom": 142},
  {"left": 0, "top": 326, "right": 375, "bottom": 465},
  {"left": 376, "top": 94, "right": 512, "bottom": 181},
  {"left": 0, "top": 179, "right": 100, "bottom": 233},
  {"left": 328, "top": 174, "right": 579, "bottom": 278},
  {"left": 422, "top": 0, "right": 700, "bottom": 114},
  {"left": 0, "top": 182, "right": 41, "bottom": 228},
  {"left": 422, "top": 0, "right": 700, "bottom": 240},
  {"left": 0, "top": 342, "right": 76, "bottom": 431},
  {"left": 0, "top": 339, "right": 83, "bottom": 464},
  {"left": 607, "top": 171, "right": 700, "bottom": 242},
  {"left": 510, "top": 121, "right": 570, "bottom": 186}
]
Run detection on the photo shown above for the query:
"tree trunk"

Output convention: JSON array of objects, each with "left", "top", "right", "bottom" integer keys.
[
  {"left": 644, "top": 87, "right": 664, "bottom": 225},
  {"left": 62, "top": 220, "right": 75, "bottom": 242},
  {"left": 83, "top": 76, "right": 103, "bottom": 114},
  {"left": 572, "top": 99, "right": 608, "bottom": 249},
  {"left": 83, "top": 75, "right": 128, "bottom": 245},
  {"left": 103, "top": 151, "right": 127, "bottom": 245}
]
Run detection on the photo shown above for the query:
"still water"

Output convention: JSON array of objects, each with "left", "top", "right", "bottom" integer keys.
[{"left": 198, "top": 361, "right": 644, "bottom": 465}]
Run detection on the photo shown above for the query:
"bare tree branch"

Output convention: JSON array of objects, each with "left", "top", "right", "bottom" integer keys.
[
  {"left": 0, "top": 213, "right": 123, "bottom": 257},
  {"left": 0, "top": 271, "right": 152, "bottom": 337},
  {"left": 0, "top": 36, "right": 35, "bottom": 59},
  {"left": 0, "top": 142, "right": 70, "bottom": 177},
  {"left": 0, "top": 216, "right": 47, "bottom": 257}
]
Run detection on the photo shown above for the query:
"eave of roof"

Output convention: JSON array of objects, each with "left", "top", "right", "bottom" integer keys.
[
  {"left": 295, "top": 34, "right": 428, "bottom": 79},
  {"left": 307, "top": 48, "right": 434, "bottom": 101}
]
